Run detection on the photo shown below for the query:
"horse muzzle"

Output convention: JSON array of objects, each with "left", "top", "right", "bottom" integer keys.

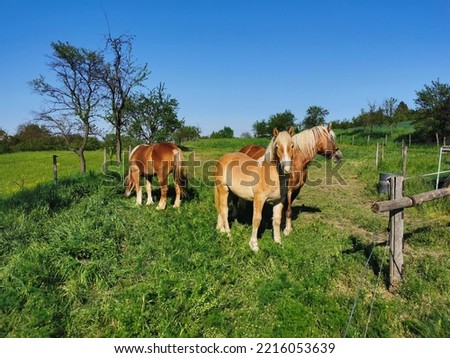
[
  {"left": 332, "top": 150, "right": 344, "bottom": 163},
  {"left": 280, "top": 161, "right": 293, "bottom": 174}
]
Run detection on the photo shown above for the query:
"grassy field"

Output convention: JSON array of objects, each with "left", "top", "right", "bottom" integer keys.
[{"left": 1, "top": 136, "right": 449, "bottom": 337}]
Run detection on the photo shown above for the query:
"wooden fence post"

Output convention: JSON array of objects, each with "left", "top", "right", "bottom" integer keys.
[
  {"left": 53, "top": 155, "right": 58, "bottom": 185},
  {"left": 389, "top": 176, "right": 404, "bottom": 290},
  {"left": 376, "top": 142, "right": 379, "bottom": 169},
  {"left": 402, "top": 146, "right": 408, "bottom": 177}
]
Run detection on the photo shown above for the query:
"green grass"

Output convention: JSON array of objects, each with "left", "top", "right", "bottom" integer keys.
[
  {"left": 0, "top": 135, "right": 449, "bottom": 337},
  {"left": 0, "top": 150, "right": 105, "bottom": 196}
]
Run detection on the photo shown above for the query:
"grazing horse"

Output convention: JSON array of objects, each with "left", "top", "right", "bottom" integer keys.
[
  {"left": 125, "top": 143, "right": 188, "bottom": 209},
  {"left": 237, "top": 124, "right": 343, "bottom": 235},
  {"left": 214, "top": 127, "right": 295, "bottom": 252}
]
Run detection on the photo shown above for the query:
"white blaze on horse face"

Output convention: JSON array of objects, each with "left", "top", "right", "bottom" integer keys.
[{"left": 280, "top": 143, "right": 293, "bottom": 174}]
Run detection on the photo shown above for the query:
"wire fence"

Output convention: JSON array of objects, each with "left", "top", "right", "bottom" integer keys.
[{"left": 343, "top": 229, "right": 390, "bottom": 338}]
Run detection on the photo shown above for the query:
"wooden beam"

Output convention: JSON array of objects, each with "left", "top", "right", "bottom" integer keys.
[{"left": 372, "top": 187, "right": 450, "bottom": 213}]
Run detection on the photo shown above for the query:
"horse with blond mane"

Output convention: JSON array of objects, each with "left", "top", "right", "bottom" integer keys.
[
  {"left": 214, "top": 127, "right": 295, "bottom": 252},
  {"left": 125, "top": 143, "right": 188, "bottom": 209},
  {"left": 238, "top": 124, "right": 343, "bottom": 235}
]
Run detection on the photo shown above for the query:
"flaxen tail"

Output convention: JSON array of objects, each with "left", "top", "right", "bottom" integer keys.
[{"left": 173, "top": 148, "right": 188, "bottom": 197}]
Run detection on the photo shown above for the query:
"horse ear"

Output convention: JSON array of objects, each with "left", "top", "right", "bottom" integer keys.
[
  {"left": 327, "top": 123, "right": 332, "bottom": 132},
  {"left": 273, "top": 128, "right": 279, "bottom": 137},
  {"left": 288, "top": 126, "right": 295, "bottom": 136}
]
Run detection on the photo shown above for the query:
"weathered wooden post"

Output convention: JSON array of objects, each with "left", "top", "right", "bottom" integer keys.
[
  {"left": 53, "top": 155, "right": 58, "bottom": 185},
  {"left": 402, "top": 146, "right": 408, "bottom": 178},
  {"left": 381, "top": 143, "right": 385, "bottom": 161},
  {"left": 389, "top": 176, "right": 404, "bottom": 290},
  {"left": 372, "top": 185, "right": 450, "bottom": 289},
  {"left": 376, "top": 142, "right": 379, "bottom": 169},
  {"left": 408, "top": 134, "right": 412, "bottom": 147}
]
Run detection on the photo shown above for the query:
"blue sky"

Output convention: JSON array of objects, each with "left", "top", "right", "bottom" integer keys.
[{"left": 0, "top": 0, "right": 449, "bottom": 137}]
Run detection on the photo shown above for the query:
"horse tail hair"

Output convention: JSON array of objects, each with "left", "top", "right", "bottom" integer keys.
[{"left": 173, "top": 148, "right": 188, "bottom": 197}]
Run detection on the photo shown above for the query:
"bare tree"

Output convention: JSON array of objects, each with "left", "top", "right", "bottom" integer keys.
[
  {"left": 29, "top": 41, "right": 104, "bottom": 174},
  {"left": 382, "top": 97, "right": 399, "bottom": 135},
  {"left": 101, "top": 34, "right": 149, "bottom": 163}
]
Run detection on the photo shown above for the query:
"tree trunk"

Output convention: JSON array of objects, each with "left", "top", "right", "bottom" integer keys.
[
  {"left": 115, "top": 127, "right": 122, "bottom": 164},
  {"left": 78, "top": 150, "right": 87, "bottom": 174},
  {"left": 78, "top": 121, "right": 90, "bottom": 175}
]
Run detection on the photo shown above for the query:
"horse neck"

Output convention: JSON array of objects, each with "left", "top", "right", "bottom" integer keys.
[{"left": 294, "top": 129, "right": 321, "bottom": 165}]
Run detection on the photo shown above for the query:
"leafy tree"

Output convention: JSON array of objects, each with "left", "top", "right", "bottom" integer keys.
[
  {"left": 395, "top": 101, "right": 409, "bottom": 120},
  {"left": 29, "top": 41, "right": 104, "bottom": 174},
  {"left": 252, "top": 120, "right": 269, "bottom": 137},
  {"left": 0, "top": 128, "right": 12, "bottom": 154},
  {"left": 13, "top": 123, "right": 54, "bottom": 151},
  {"left": 210, "top": 126, "right": 234, "bottom": 138},
  {"left": 354, "top": 102, "right": 383, "bottom": 133},
  {"left": 382, "top": 97, "right": 399, "bottom": 134},
  {"left": 302, "top": 106, "right": 329, "bottom": 129},
  {"left": 173, "top": 125, "right": 201, "bottom": 145},
  {"left": 126, "top": 83, "right": 183, "bottom": 143},
  {"left": 101, "top": 34, "right": 149, "bottom": 163},
  {"left": 267, "top": 110, "right": 297, "bottom": 131},
  {"left": 414, "top": 79, "right": 450, "bottom": 141},
  {"left": 252, "top": 110, "right": 297, "bottom": 137}
]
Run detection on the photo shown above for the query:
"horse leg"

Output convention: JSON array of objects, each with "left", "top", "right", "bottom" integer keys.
[
  {"left": 273, "top": 202, "right": 284, "bottom": 244},
  {"left": 131, "top": 168, "right": 142, "bottom": 205},
  {"left": 284, "top": 185, "right": 301, "bottom": 235},
  {"left": 249, "top": 196, "right": 264, "bottom": 252},
  {"left": 215, "top": 184, "right": 231, "bottom": 235},
  {"left": 283, "top": 188, "right": 293, "bottom": 236},
  {"left": 145, "top": 176, "right": 154, "bottom": 205},
  {"left": 173, "top": 177, "right": 181, "bottom": 208},
  {"left": 156, "top": 173, "right": 168, "bottom": 210}
]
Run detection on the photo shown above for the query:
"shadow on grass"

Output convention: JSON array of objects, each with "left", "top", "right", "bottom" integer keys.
[
  {"left": 0, "top": 171, "right": 104, "bottom": 215},
  {"left": 344, "top": 235, "right": 390, "bottom": 288}
]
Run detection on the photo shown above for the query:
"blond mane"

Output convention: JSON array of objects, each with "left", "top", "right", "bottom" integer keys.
[{"left": 293, "top": 125, "right": 336, "bottom": 160}]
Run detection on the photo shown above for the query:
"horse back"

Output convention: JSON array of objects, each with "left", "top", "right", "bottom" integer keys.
[
  {"left": 239, "top": 144, "right": 266, "bottom": 160},
  {"left": 130, "top": 143, "right": 181, "bottom": 175}
]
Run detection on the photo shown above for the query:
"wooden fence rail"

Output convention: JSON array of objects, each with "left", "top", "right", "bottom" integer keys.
[
  {"left": 372, "top": 176, "right": 450, "bottom": 290},
  {"left": 372, "top": 187, "right": 450, "bottom": 213}
]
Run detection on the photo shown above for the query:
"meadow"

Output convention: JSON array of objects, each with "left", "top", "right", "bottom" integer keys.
[{"left": 1, "top": 133, "right": 449, "bottom": 337}]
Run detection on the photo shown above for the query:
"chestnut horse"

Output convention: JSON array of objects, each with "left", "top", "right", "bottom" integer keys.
[
  {"left": 125, "top": 143, "right": 188, "bottom": 209},
  {"left": 238, "top": 124, "right": 343, "bottom": 235},
  {"left": 214, "top": 128, "right": 295, "bottom": 252},
  {"left": 239, "top": 144, "right": 266, "bottom": 160}
]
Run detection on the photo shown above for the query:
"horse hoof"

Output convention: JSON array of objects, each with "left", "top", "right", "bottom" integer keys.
[
  {"left": 283, "top": 228, "right": 292, "bottom": 236},
  {"left": 249, "top": 242, "right": 259, "bottom": 252}
]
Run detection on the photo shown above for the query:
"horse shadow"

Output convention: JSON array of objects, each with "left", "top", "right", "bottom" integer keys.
[{"left": 230, "top": 202, "right": 321, "bottom": 238}]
